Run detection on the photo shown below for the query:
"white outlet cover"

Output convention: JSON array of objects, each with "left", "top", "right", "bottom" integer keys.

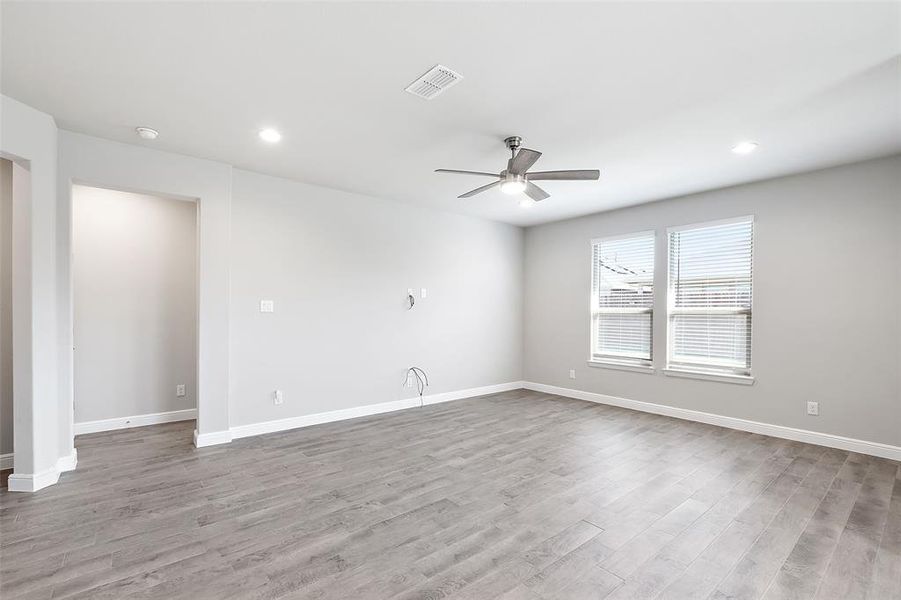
[
  {"left": 176, "top": 384, "right": 186, "bottom": 397},
  {"left": 569, "top": 369, "right": 576, "bottom": 379},
  {"left": 274, "top": 390, "right": 284, "bottom": 405},
  {"left": 421, "top": 288, "right": 428, "bottom": 298},
  {"left": 260, "top": 300, "right": 274, "bottom": 313},
  {"left": 807, "top": 401, "right": 819, "bottom": 416}
]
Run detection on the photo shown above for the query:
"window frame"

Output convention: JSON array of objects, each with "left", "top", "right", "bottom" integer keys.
[
  {"left": 588, "top": 230, "right": 656, "bottom": 370},
  {"left": 665, "top": 215, "right": 756, "bottom": 383}
]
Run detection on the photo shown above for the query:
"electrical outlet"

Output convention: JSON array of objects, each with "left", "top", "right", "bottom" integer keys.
[
  {"left": 260, "top": 300, "right": 274, "bottom": 313},
  {"left": 176, "top": 384, "right": 186, "bottom": 397},
  {"left": 569, "top": 369, "right": 576, "bottom": 379},
  {"left": 405, "top": 373, "right": 414, "bottom": 388},
  {"left": 421, "top": 288, "right": 428, "bottom": 299},
  {"left": 807, "top": 401, "right": 819, "bottom": 416},
  {"left": 274, "top": 390, "right": 284, "bottom": 405}
]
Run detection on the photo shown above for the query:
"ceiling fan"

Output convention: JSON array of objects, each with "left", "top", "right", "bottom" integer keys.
[{"left": 436, "top": 136, "right": 600, "bottom": 202}]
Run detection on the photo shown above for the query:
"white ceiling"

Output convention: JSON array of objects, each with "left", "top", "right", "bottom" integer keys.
[{"left": 2, "top": 2, "right": 899, "bottom": 226}]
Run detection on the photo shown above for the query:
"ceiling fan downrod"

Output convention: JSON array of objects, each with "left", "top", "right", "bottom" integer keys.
[{"left": 504, "top": 135, "right": 522, "bottom": 157}]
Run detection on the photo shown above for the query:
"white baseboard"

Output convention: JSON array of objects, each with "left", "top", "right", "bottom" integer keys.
[
  {"left": 523, "top": 381, "right": 901, "bottom": 461},
  {"left": 57, "top": 449, "right": 78, "bottom": 472},
  {"left": 74, "top": 408, "right": 197, "bottom": 435},
  {"left": 0, "top": 452, "right": 13, "bottom": 470},
  {"left": 193, "top": 428, "right": 233, "bottom": 448},
  {"left": 6, "top": 449, "right": 77, "bottom": 492},
  {"left": 229, "top": 397, "right": 421, "bottom": 440},
  {"left": 420, "top": 381, "right": 525, "bottom": 406},
  {"left": 8, "top": 467, "right": 60, "bottom": 492},
  {"left": 229, "top": 381, "right": 524, "bottom": 441}
]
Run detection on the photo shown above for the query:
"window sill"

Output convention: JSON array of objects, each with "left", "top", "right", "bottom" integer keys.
[
  {"left": 663, "top": 368, "right": 755, "bottom": 385},
  {"left": 587, "top": 360, "right": 655, "bottom": 374}
]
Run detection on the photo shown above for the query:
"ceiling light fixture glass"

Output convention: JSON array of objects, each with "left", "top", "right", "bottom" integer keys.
[
  {"left": 731, "top": 141, "right": 758, "bottom": 155},
  {"left": 500, "top": 179, "right": 526, "bottom": 195},
  {"left": 259, "top": 128, "right": 282, "bottom": 143},
  {"left": 519, "top": 198, "right": 535, "bottom": 208},
  {"left": 135, "top": 127, "right": 159, "bottom": 140}
]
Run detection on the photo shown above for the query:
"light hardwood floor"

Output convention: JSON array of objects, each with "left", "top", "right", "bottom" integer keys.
[{"left": 1, "top": 389, "right": 899, "bottom": 599}]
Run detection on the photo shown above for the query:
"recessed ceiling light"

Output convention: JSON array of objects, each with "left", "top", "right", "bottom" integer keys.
[
  {"left": 135, "top": 127, "right": 158, "bottom": 140},
  {"left": 259, "top": 128, "right": 282, "bottom": 143},
  {"left": 731, "top": 141, "right": 758, "bottom": 155}
]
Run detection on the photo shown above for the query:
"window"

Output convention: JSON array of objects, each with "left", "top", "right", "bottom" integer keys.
[
  {"left": 590, "top": 232, "right": 655, "bottom": 367},
  {"left": 667, "top": 217, "right": 754, "bottom": 378}
]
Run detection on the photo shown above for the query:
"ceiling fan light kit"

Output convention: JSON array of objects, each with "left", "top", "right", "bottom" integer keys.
[
  {"left": 436, "top": 135, "right": 600, "bottom": 203},
  {"left": 500, "top": 177, "right": 526, "bottom": 195}
]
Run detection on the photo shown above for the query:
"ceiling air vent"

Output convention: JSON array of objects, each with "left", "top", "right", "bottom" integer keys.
[{"left": 404, "top": 64, "right": 463, "bottom": 100}]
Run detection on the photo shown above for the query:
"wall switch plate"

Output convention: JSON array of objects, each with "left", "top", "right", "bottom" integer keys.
[
  {"left": 176, "top": 384, "right": 186, "bottom": 397},
  {"left": 274, "top": 390, "right": 284, "bottom": 405},
  {"left": 569, "top": 369, "right": 576, "bottom": 379},
  {"left": 260, "top": 300, "right": 274, "bottom": 313},
  {"left": 421, "top": 288, "right": 428, "bottom": 299},
  {"left": 807, "top": 401, "right": 819, "bottom": 416}
]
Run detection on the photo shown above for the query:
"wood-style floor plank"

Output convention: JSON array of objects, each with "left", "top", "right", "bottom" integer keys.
[{"left": 1, "top": 390, "right": 898, "bottom": 599}]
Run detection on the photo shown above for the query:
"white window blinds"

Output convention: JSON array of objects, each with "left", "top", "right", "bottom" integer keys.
[
  {"left": 591, "top": 233, "right": 655, "bottom": 365},
  {"left": 667, "top": 217, "right": 754, "bottom": 376}
]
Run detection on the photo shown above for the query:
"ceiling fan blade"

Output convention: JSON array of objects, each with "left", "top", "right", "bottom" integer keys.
[
  {"left": 507, "top": 148, "right": 542, "bottom": 175},
  {"left": 458, "top": 181, "right": 501, "bottom": 198},
  {"left": 526, "top": 169, "right": 600, "bottom": 181},
  {"left": 524, "top": 182, "right": 550, "bottom": 202},
  {"left": 435, "top": 169, "right": 500, "bottom": 178}
]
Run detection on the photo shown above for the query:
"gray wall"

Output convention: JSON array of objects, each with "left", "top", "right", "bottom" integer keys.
[
  {"left": 0, "top": 159, "right": 11, "bottom": 455},
  {"left": 72, "top": 185, "right": 197, "bottom": 423},
  {"left": 524, "top": 156, "right": 901, "bottom": 446},
  {"left": 229, "top": 169, "right": 523, "bottom": 427}
]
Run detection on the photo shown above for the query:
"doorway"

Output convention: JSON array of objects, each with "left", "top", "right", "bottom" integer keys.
[
  {"left": 72, "top": 185, "right": 197, "bottom": 441},
  {"left": 0, "top": 159, "right": 12, "bottom": 486}
]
